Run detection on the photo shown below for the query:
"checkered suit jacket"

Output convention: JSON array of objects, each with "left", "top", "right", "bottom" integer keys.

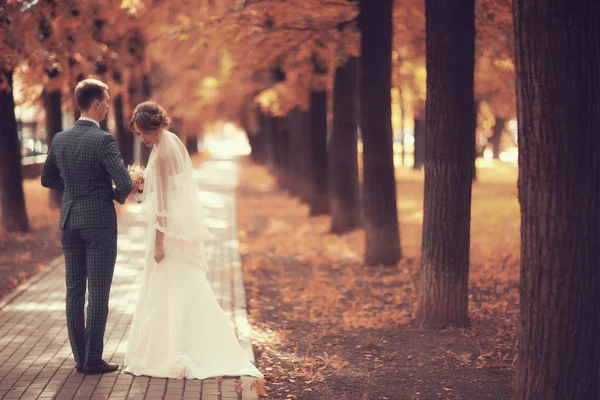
[{"left": 41, "top": 120, "right": 133, "bottom": 230}]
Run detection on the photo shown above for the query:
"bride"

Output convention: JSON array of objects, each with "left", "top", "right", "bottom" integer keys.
[{"left": 124, "top": 101, "right": 263, "bottom": 380}]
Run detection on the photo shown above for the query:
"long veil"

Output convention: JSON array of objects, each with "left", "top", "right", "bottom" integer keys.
[{"left": 141, "top": 130, "right": 211, "bottom": 270}]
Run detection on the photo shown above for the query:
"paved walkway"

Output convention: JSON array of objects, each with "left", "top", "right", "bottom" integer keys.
[{"left": 0, "top": 158, "right": 260, "bottom": 400}]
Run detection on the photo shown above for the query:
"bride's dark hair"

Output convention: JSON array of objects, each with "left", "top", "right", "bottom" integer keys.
[{"left": 130, "top": 101, "right": 172, "bottom": 133}]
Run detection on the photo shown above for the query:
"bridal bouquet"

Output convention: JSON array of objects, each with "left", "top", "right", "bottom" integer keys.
[{"left": 128, "top": 164, "right": 145, "bottom": 203}]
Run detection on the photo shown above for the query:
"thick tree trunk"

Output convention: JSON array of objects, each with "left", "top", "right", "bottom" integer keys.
[
  {"left": 286, "top": 110, "right": 301, "bottom": 196},
  {"left": 275, "top": 120, "right": 291, "bottom": 190},
  {"left": 329, "top": 57, "right": 361, "bottom": 233},
  {"left": 249, "top": 109, "right": 269, "bottom": 164},
  {"left": 42, "top": 88, "right": 63, "bottom": 209},
  {"left": 514, "top": 1, "right": 600, "bottom": 398},
  {"left": 248, "top": 133, "right": 267, "bottom": 164},
  {"left": 289, "top": 108, "right": 312, "bottom": 201},
  {"left": 100, "top": 118, "right": 108, "bottom": 131},
  {"left": 308, "top": 90, "right": 329, "bottom": 216},
  {"left": 359, "top": 0, "right": 402, "bottom": 266},
  {"left": 418, "top": 0, "right": 475, "bottom": 329},
  {"left": 268, "top": 116, "right": 279, "bottom": 169},
  {"left": 413, "top": 117, "right": 426, "bottom": 170},
  {"left": 186, "top": 135, "right": 198, "bottom": 155},
  {"left": 0, "top": 69, "right": 30, "bottom": 232},
  {"left": 247, "top": 134, "right": 258, "bottom": 161},
  {"left": 490, "top": 116, "right": 505, "bottom": 159},
  {"left": 258, "top": 111, "right": 274, "bottom": 166},
  {"left": 113, "top": 94, "right": 134, "bottom": 167}
]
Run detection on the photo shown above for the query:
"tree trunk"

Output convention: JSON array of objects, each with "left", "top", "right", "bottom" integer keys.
[
  {"left": 329, "top": 57, "right": 361, "bottom": 233},
  {"left": 100, "top": 118, "right": 108, "bottom": 131},
  {"left": 72, "top": 73, "right": 85, "bottom": 122},
  {"left": 113, "top": 94, "right": 134, "bottom": 167},
  {"left": 42, "top": 88, "right": 63, "bottom": 209},
  {"left": 139, "top": 74, "right": 152, "bottom": 165},
  {"left": 0, "top": 69, "right": 30, "bottom": 232},
  {"left": 514, "top": 1, "right": 600, "bottom": 398},
  {"left": 248, "top": 133, "right": 267, "bottom": 164},
  {"left": 268, "top": 116, "right": 279, "bottom": 169},
  {"left": 490, "top": 116, "right": 505, "bottom": 159},
  {"left": 172, "top": 118, "right": 188, "bottom": 148},
  {"left": 186, "top": 135, "right": 198, "bottom": 155},
  {"left": 399, "top": 92, "right": 406, "bottom": 167},
  {"left": 308, "top": 90, "right": 329, "bottom": 216},
  {"left": 472, "top": 99, "right": 478, "bottom": 182},
  {"left": 286, "top": 110, "right": 301, "bottom": 197},
  {"left": 418, "top": 0, "right": 475, "bottom": 329},
  {"left": 413, "top": 117, "right": 426, "bottom": 170},
  {"left": 289, "top": 108, "right": 312, "bottom": 201},
  {"left": 275, "top": 120, "right": 291, "bottom": 190},
  {"left": 258, "top": 111, "right": 274, "bottom": 166},
  {"left": 359, "top": 0, "right": 402, "bottom": 266},
  {"left": 249, "top": 109, "right": 269, "bottom": 164}
]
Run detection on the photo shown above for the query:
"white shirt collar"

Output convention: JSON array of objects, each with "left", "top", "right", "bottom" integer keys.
[{"left": 78, "top": 117, "right": 100, "bottom": 127}]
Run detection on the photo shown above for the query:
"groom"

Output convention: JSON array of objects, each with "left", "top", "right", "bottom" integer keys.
[{"left": 42, "top": 79, "right": 133, "bottom": 374}]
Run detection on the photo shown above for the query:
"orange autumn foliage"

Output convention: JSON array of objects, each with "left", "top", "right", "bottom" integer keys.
[{"left": 2, "top": 0, "right": 515, "bottom": 126}]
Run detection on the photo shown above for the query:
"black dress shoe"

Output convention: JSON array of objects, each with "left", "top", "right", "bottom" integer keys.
[
  {"left": 82, "top": 361, "right": 119, "bottom": 375},
  {"left": 76, "top": 363, "right": 83, "bottom": 373}
]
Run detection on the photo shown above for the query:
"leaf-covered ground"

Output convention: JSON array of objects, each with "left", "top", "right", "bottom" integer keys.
[
  {"left": 0, "top": 179, "right": 62, "bottom": 301},
  {"left": 237, "top": 158, "right": 520, "bottom": 400}
]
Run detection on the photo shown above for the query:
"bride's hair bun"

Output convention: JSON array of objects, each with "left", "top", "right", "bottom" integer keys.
[{"left": 130, "top": 101, "right": 172, "bottom": 133}]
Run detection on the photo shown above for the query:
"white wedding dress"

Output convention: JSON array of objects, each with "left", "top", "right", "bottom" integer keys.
[{"left": 124, "top": 130, "right": 263, "bottom": 380}]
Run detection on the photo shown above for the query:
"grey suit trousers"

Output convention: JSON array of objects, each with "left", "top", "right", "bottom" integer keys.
[{"left": 62, "top": 227, "right": 117, "bottom": 365}]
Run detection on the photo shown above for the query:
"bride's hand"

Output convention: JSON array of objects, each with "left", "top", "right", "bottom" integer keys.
[{"left": 154, "top": 242, "right": 165, "bottom": 263}]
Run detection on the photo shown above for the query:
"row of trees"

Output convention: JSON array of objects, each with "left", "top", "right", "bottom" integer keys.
[
  {"left": 233, "top": 1, "right": 600, "bottom": 399},
  {"left": 0, "top": 0, "right": 514, "bottom": 233}
]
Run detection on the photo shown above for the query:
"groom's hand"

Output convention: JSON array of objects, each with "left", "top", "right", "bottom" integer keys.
[{"left": 154, "top": 243, "right": 165, "bottom": 263}]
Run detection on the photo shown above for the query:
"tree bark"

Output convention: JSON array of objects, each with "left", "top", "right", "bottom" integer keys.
[
  {"left": 274, "top": 119, "right": 291, "bottom": 190},
  {"left": 249, "top": 109, "right": 269, "bottom": 164},
  {"left": 399, "top": 89, "right": 406, "bottom": 167},
  {"left": 172, "top": 118, "right": 188, "bottom": 148},
  {"left": 359, "top": 0, "right": 402, "bottom": 266},
  {"left": 42, "top": 88, "right": 63, "bottom": 209},
  {"left": 308, "top": 90, "right": 329, "bottom": 216},
  {"left": 72, "top": 73, "right": 85, "bottom": 122},
  {"left": 113, "top": 94, "right": 134, "bottom": 167},
  {"left": 0, "top": 69, "right": 30, "bottom": 232},
  {"left": 268, "top": 116, "right": 279, "bottom": 169},
  {"left": 413, "top": 117, "right": 426, "bottom": 170},
  {"left": 258, "top": 111, "right": 274, "bottom": 166},
  {"left": 286, "top": 109, "right": 302, "bottom": 197},
  {"left": 248, "top": 133, "right": 267, "bottom": 164},
  {"left": 418, "top": 0, "right": 475, "bottom": 329},
  {"left": 186, "top": 135, "right": 198, "bottom": 155},
  {"left": 514, "top": 1, "right": 600, "bottom": 398},
  {"left": 289, "top": 108, "right": 312, "bottom": 201},
  {"left": 490, "top": 116, "right": 505, "bottom": 159},
  {"left": 99, "top": 117, "right": 108, "bottom": 131},
  {"left": 472, "top": 99, "right": 478, "bottom": 182},
  {"left": 139, "top": 74, "right": 152, "bottom": 165},
  {"left": 329, "top": 57, "right": 361, "bottom": 233}
]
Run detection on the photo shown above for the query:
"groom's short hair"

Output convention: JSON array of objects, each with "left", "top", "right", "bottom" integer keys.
[{"left": 74, "top": 79, "right": 109, "bottom": 111}]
